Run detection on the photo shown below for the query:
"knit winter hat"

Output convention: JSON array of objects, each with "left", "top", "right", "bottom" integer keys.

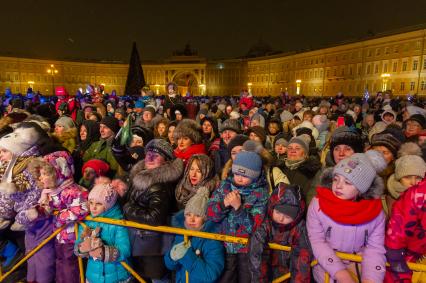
[
  {"left": 173, "top": 119, "right": 203, "bottom": 144},
  {"left": 334, "top": 150, "right": 387, "bottom": 194},
  {"left": 220, "top": 119, "right": 242, "bottom": 134},
  {"left": 184, "top": 186, "right": 210, "bottom": 218},
  {"left": 371, "top": 128, "right": 404, "bottom": 158},
  {"left": 232, "top": 151, "right": 262, "bottom": 180},
  {"left": 330, "top": 126, "right": 363, "bottom": 155},
  {"left": 0, "top": 127, "right": 40, "bottom": 156},
  {"left": 227, "top": 134, "right": 249, "bottom": 156},
  {"left": 288, "top": 134, "right": 311, "bottom": 155},
  {"left": 394, "top": 142, "right": 426, "bottom": 180},
  {"left": 247, "top": 126, "right": 267, "bottom": 145},
  {"left": 251, "top": 113, "right": 265, "bottom": 128},
  {"left": 89, "top": 183, "right": 118, "bottom": 212},
  {"left": 143, "top": 105, "right": 156, "bottom": 117},
  {"left": 406, "top": 114, "right": 426, "bottom": 129},
  {"left": 229, "top": 111, "right": 241, "bottom": 120},
  {"left": 100, "top": 116, "right": 120, "bottom": 134},
  {"left": 145, "top": 139, "right": 174, "bottom": 161},
  {"left": 275, "top": 137, "right": 288, "bottom": 147},
  {"left": 380, "top": 104, "right": 396, "bottom": 124},
  {"left": 280, "top": 110, "right": 294, "bottom": 123},
  {"left": 274, "top": 186, "right": 301, "bottom": 221},
  {"left": 82, "top": 159, "right": 110, "bottom": 177},
  {"left": 55, "top": 116, "right": 75, "bottom": 131},
  {"left": 312, "top": 114, "right": 329, "bottom": 133}
]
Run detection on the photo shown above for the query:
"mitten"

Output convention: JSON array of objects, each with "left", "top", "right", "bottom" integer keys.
[
  {"left": 170, "top": 240, "right": 191, "bottom": 261},
  {"left": 386, "top": 248, "right": 411, "bottom": 274},
  {"left": 89, "top": 246, "right": 104, "bottom": 261},
  {"left": 10, "top": 222, "right": 25, "bottom": 231},
  {"left": 0, "top": 218, "right": 11, "bottom": 230},
  {"left": 103, "top": 246, "right": 120, "bottom": 262}
]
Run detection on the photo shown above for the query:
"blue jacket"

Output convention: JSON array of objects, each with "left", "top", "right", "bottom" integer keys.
[
  {"left": 164, "top": 211, "right": 225, "bottom": 283},
  {"left": 76, "top": 204, "right": 131, "bottom": 283}
]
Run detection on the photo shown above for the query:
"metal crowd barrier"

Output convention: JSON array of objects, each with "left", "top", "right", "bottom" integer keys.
[{"left": 1, "top": 216, "right": 426, "bottom": 283}]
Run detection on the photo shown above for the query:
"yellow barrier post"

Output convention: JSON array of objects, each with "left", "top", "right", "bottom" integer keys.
[
  {"left": 324, "top": 271, "right": 330, "bottom": 283},
  {"left": 0, "top": 226, "right": 64, "bottom": 282},
  {"left": 184, "top": 235, "right": 189, "bottom": 283},
  {"left": 74, "top": 223, "right": 85, "bottom": 283}
]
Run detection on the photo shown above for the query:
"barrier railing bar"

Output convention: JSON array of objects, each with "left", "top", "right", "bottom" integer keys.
[
  {"left": 74, "top": 222, "right": 85, "bottom": 283},
  {"left": 0, "top": 226, "right": 64, "bottom": 282}
]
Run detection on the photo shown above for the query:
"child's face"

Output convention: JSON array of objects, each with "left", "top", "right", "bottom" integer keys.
[
  {"left": 39, "top": 168, "right": 54, "bottom": 190},
  {"left": 184, "top": 212, "right": 204, "bottom": 231},
  {"left": 268, "top": 123, "right": 280, "bottom": 135},
  {"left": 272, "top": 209, "right": 294, "bottom": 225},
  {"left": 383, "top": 113, "right": 394, "bottom": 123},
  {"left": 400, "top": 175, "right": 422, "bottom": 188},
  {"left": 83, "top": 167, "right": 97, "bottom": 183},
  {"left": 89, "top": 199, "right": 106, "bottom": 217},
  {"left": 233, "top": 174, "right": 252, "bottom": 186},
  {"left": 188, "top": 161, "right": 202, "bottom": 186},
  {"left": 275, "top": 144, "right": 287, "bottom": 155},
  {"left": 332, "top": 174, "right": 359, "bottom": 200},
  {"left": 0, "top": 148, "right": 12, "bottom": 162}
]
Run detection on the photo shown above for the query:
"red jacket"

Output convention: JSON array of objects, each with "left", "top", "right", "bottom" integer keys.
[{"left": 385, "top": 179, "right": 426, "bottom": 281}]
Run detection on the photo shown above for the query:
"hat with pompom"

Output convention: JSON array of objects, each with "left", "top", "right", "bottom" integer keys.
[{"left": 333, "top": 150, "right": 387, "bottom": 193}]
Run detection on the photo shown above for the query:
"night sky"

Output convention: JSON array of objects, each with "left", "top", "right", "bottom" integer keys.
[{"left": 1, "top": 0, "right": 425, "bottom": 62}]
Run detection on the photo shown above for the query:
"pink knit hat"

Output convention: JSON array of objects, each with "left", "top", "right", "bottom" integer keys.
[{"left": 89, "top": 183, "right": 118, "bottom": 212}]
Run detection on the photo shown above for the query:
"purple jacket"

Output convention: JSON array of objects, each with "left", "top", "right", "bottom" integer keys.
[{"left": 306, "top": 197, "right": 386, "bottom": 282}]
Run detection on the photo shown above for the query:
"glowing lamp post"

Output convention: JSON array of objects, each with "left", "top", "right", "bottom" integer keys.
[
  {"left": 296, "top": 79, "right": 302, "bottom": 95},
  {"left": 247, "top": 82, "right": 252, "bottom": 95},
  {"left": 155, "top": 84, "right": 160, "bottom": 95},
  {"left": 27, "top": 81, "right": 34, "bottom": 88},
  {"left": 381, "top": 73, "right": 390, "bottom": 91},
  {"left": 47, "top": 64, "right": 58, "bottom": 95},
  {"left": 199, "top": 84, "right": 206, "bottom": 96}
]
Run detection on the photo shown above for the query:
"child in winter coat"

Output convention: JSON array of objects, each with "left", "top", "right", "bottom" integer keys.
[
  {"left": 24, "top": 151, "right": 89, "bottom": 283},
  {"left": 75, "top": 177, "right": 131, "bottom": 283},
  {"left": 175, "top": 154, "right": 219, "bottom": 210},
  {"left": 165, "top": 186, "right": 225, "bottom": 283},
  {"left": 307, "top": 150, "right": 387, "bottom": 283},
  {"left": 207, "top": 150, "right": 269, "bottom": 283},
  {"left": 385, "top": 179, "right": 426, "bottom": 282},
  {"left": 385, "top": 142, "right": 426, "bottom": 215},
  {"left": 248, "top": 184, "right": 312, "bottom": 283}
]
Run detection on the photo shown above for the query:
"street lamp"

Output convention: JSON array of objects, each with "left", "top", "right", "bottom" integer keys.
[
  {"left": 155, "top": 84, "right": 160, "bottom": 95},
  {"left": 47, "top": 64, "right": 58, "bottom": 96},
  {"left": 247, "top": 82, "right": 252, "bottom": 95},
  {"left": 27, "top": 81, "right": 34, "bottom": 88},
  {"left": 296, "top": 79, "right": 302, "bottom": 95},
  {"left": 381, "top": 73, "right": 390, "bottom": 92},
  {"left": 199, "top": 84, "right": 206, "bottom": 96}
]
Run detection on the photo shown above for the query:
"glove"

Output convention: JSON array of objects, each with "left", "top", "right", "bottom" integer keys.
[
  {"left": 89, "top": 246, "right": 104, "bottom": 261},
  {"left": 78, "top": 227, "right": 103, "bottom": 253},
  {"left": 386, "top": 248, "right": 411, "bottom": 274},
  {"left": 170, "top": 241, "right": 191, "bottom": 261},
  {"left": 10, "top": 222, "right": 25, "bottom": 231},
  {"left": 0, "top": 218, "right": 11, "bottom": 230}
]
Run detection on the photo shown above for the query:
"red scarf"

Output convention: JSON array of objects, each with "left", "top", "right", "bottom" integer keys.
[
  {"left": 316, "top": 187, "right": 382, "bottom": 225},
  {"left": 174, "top": 143, "right": 206, "bottom": 165}
]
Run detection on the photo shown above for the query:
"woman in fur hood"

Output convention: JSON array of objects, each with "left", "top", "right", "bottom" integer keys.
[
  {"left": 173, "top": 119, "right": 207, "bottom": 165},
  {"left": 53, "top": 116, "right": 78, "bottom": 153},
  {"left": 175, "top": 154, "right": 219, "bottom": 210},
  {"left": 307, "top": 150, "right": 387, "bottom": 283},
  {"left": 123, "top": 138, "right": 184, "bottom": 281}
]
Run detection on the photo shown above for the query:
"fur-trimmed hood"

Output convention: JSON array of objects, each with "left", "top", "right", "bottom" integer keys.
[
  {"left": 130, "top": 158, "right": 184, "bottom": 192},
  {"left": 319, "top": 167, "right": 384, "bottom": 200},
  {"left": 52, "top": 127, "right": 78, "bottom": 143}
]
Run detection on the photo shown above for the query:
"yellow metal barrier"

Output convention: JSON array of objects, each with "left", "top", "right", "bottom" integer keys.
[
  {"left": 0, "top": 226, "right": 64, "bottom": 282},
  {"left": 2, "top": 215, "right": 426, "bottom": 282}
]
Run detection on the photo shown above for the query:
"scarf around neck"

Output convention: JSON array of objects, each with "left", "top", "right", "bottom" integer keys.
[
  {"left": 285, "top": 157, "right": 306, "bottom": 170},
  {"left": 316, "top": 187, "right": 382, "bottom": 225}
]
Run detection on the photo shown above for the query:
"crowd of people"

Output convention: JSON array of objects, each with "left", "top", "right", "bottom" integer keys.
[{"left": 0, "top": 82, "right": 425, "bottom": 283}]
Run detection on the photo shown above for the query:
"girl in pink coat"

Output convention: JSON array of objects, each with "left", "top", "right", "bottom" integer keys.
[{"left": 307, "top": 150, "right": 387, "bottom": 283}]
